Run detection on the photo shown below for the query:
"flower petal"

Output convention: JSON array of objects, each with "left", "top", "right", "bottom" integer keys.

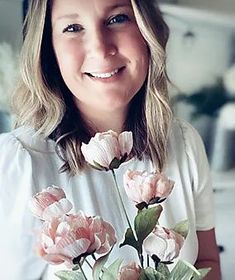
[
  {"left": 118, "top": 131, "right": 133, "bottom": 156},
  {"left": 59, "top": 238, "right": 91, "bottom": 259},
  {"left": 42, "top": 199, "right": 73, "bottom": 221}
]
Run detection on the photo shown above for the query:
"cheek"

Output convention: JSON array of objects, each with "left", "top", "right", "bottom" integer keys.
[
  {"left": 122, "top": 31, "right": 149, "bottom": 69},
  {"left": 53, "top": 38, "right": 84, "bottom": 73}
]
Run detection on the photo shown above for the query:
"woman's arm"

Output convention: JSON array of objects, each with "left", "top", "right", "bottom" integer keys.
[
  {"left": 179, "top": 121, "right": 222, "bottom": 279},
  {"left": 0, "top": 132, "right": 47, "bottom": 279},
  {"left": 195, "top": 229, "right": 221, "bottom": 280}
]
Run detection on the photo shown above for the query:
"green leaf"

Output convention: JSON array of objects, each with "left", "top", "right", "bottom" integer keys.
[
  {"left": 138, "top": 270, "right": 149, "bottom": 280},
  {"left": 169, "top": 260, "right": 195, "bottom": 280},
  {"left": 169, "top": 260, "right": 211, "bottom": 280},
  {"left": 134, "top": 205, "right": 163, "bottom": 244},
  {"left": 93, "top": 253, "right": 110, "bottom": 280},
  {"left": 119, "top": 228, "right": 139, "bottom": 252},
  {"left": 101, "top": 258, "right": 123, "bottom": 280},
  {"left": 192, "top": 268, "right": 212, "bottom": 280},
  {"left": 157, "top": 263, "right": 171, "bottom": 277},
  {"left": 55, "top": 270, "right": 86, "bottom": 280},
  {"left": 172, "top": 220, "right": 189, "bottom": 239},
  {"left": 139, "top": 267, "right": 167, "bottom": 280}
]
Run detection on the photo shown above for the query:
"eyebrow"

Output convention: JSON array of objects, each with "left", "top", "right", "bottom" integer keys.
[
  {"left": 56, "top": 13, "right": 80, "bottom": 21},
  {"left": 54, "top": 3, "right": 131, "bottom": 22},
  {"left": 108, "top": 3, "right": 131, "bottom": 11}
]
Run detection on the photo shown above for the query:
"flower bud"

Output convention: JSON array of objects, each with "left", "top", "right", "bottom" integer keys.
[
  {"left": 123, "top": 170, "right": 174, "bottom": 206},
  {"left": 143, "top": 225, "right": 184, "bottom": 262},
  {"left": 29, "top": 186, "right": 72, "bottom": 221},
  {"left": 81, "top": 130, "right": 133, "bottom": 170},
  {"left": 118, "top": 262, "right": 141, "bottom": 280}
]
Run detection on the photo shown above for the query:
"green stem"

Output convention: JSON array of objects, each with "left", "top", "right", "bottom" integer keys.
[
  {"left": 111, "top": 169, "right": 134, "bottom": 236},
  {"left": 111, "top": 170, "right": 144, "bottom": 267},
  {"left": 92, "top": 253, "right": 97, "bottom": 261},
  {"left": 78, "top": 262, "right": 88, "bottom": 280}
]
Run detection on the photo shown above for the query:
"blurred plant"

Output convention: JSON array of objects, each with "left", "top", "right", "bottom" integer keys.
[{"left": 172, "top": 78, "right": 235, "bottom": 120}]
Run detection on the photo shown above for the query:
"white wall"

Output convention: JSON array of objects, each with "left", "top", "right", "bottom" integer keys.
[
  {"left": 166, "top": 21, "right": 234, "bottom": 95},
  {"left": 161, "top": 5, "right": 235, "bottom": 95},
  {"left": 0, "top": 0, "right": 23, "bottom": 50},
  {"left": 177, "top": 0, "right": 235, "bottom": 16}
]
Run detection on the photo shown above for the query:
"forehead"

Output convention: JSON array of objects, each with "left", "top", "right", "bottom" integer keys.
[{"left": 51, "top": 0, "right": 133, "bottom": 18}]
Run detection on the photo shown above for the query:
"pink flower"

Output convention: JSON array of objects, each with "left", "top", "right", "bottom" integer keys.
[
  {"left": 81, "top": 130, "right": 133, "bottom": 170},
  {"left": 29, "top": 186, "right": 72, "bottom": 221},
  {"left": 88, "top": 216, "right": 117, "bottom": 254},
  {"left": 143, "top": 225, "right": 185, "bottom": 262},
  {"left": 123, "top": 170, "right": 174, "bottom": 206},
  {"left": 36, "top": 212, "right": 117, "bottom": 266},
  {"left": 118, "top": 262, "right": 141, "bottom": 280}
]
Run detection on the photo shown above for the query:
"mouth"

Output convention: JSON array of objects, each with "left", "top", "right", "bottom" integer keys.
[{"left": 85, "top": 66, "right": 125, "bottom": 79}]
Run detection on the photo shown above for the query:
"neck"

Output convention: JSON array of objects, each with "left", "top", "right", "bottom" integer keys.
[{"left": 79, "top": 106, "right": 128, "bottom": 134}]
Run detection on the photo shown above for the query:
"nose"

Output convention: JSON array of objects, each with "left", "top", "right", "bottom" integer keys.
[{"left": 85, "top": 28, "right": 117, "bottom": 59}]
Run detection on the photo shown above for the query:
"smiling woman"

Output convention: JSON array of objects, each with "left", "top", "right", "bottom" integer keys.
[
  {"left": 51, "top": 0, "right": 149, "bottom": 128},
  {"left": 0, "top": 0, "right": 221, "bottom": 279}
]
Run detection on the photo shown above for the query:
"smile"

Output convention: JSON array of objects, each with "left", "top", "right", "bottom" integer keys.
[{"left": 85, "top": 67, "right": 124, "bottom": 79}]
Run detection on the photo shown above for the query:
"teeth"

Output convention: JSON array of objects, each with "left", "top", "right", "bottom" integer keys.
[{"left": 90, "top": 68, "right": 119, "bottom": 78}]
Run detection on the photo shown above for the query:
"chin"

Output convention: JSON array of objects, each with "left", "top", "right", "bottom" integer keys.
[{"left": 101, "top": 97, "right": 132, "bottom": 111}]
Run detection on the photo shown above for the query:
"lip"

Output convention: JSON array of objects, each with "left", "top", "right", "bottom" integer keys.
[{"left": 84, "top": 66, "right": 125, "bottom": 83}]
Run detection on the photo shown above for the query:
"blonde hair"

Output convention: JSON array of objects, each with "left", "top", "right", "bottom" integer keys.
[
  {"left": 13, "top": 1, "right": 65, "bottom": 135},
  {"left": 130, "top": 0, "right": 173, "bottom": 171},
  {"left": 13, "top": 0, "right": 172, "bottom": 174}
]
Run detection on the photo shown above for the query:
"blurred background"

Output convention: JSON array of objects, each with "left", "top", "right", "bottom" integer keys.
[
  {"left": 162, "top": 2, "right": 235, "bottom": 279},
  {"left": 0, "top": 0, "right": 234, "bottom": 279}
]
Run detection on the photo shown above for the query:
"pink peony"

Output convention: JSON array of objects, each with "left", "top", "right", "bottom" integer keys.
[
  {"left": 143, "top": 225, "right": 185, "bottom": 262},
  {"left": 29, "top": 186, "right": 73, "bottom": 221},
  {"left": 118, "top": 262, "right": 141, "bottom": 280},
  {"left": 36, "top": 211, "right": 117, "bottom": 266},
  {"left": 81, "top": 130, "right": 133, "bottom": 170},
  {"left": 88, "top": 216, "right": 117, "bottom": 254},
  {"left": 123, "top": 170, "right": 174, "bottom": 206}
]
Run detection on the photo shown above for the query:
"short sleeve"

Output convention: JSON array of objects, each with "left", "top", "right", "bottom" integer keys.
[
  {"left": 180, "top": 120, "right": 215, "bottom": 231},
  {"left": 0, "top": 132, "right": 46, "bottom": 280}
]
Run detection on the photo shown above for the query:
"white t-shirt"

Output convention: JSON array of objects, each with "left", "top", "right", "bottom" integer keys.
[{"left": 0, "top": 119, "right": 215, "bottom": 280}]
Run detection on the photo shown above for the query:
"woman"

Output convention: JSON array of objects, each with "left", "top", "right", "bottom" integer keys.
[{"left": 0, "top": 0, "right": 221, "bottom": 279}]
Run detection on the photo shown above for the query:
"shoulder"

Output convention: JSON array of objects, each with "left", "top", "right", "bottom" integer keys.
[
  {"left": 170, "top": 118, "right": 206, "bottom": 160},
  {"left": 0, "top": 126, "right": 55, "bottom": 154},
  {"left": 170, "top": 118, "right": 203, "bottom": 146},
  {"left": 0, "top": 126, "right": 57, "bottom": 186},
  {"left": 169, "top": 118, "right": 212, "bottom": 192},
  {"left": 0, "top": 127, "right": 59, "bottom": 212},
  {"left": 0, "top": 128, "right": 50, "bottom": 277},
  {"left": 168, "top": 118, "right": 210, "bottom": 183}
]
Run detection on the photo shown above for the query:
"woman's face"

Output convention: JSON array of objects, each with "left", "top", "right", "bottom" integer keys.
[{"left": 51, "top": 0, "right": 149, "bottom": 116}]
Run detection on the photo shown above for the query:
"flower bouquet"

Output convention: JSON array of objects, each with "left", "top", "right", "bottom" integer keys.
[{"left": 29, "top": 131, "right": 211, "bottom": 280}]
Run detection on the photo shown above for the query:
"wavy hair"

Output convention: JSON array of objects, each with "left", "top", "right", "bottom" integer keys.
[{"left": 13, "top": 0, "right": 172, "bottom": 174}]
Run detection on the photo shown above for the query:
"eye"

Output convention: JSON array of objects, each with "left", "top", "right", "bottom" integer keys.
[
  {"left": 63, "top": 24, "right": 83, "bottom": 33},
  {"left": 108, "top": 14, "right": 130, "bottom": 25}
]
